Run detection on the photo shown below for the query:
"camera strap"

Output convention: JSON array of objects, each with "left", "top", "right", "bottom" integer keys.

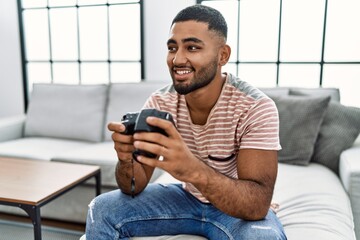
[{"left": 131, "top": 159, "right": 135, "bottom": 198}]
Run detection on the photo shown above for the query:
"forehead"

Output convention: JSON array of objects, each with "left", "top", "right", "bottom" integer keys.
[{"left": 168, "top": 21, "right": 215, "bottom": 43}]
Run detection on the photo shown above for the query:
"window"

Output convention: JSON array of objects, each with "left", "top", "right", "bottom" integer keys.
[
  {"left": 201, "top": 0, "right": 360, "bottom": 107},
  {"left": 18, "top": 0, "right": 142, "bottom": 94}
]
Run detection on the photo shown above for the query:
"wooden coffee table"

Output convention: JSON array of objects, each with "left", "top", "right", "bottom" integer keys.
[{"left": 0, "top": 157, "right": 101, "bottom": 240}]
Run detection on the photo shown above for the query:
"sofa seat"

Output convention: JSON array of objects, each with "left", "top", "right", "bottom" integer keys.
[
  {"left": 0, "top": 137, "right": 94, "bottom": 161},
  {"left": 52, "top": 141, "right": 165, "bottom": 187},
  {"left": 274, "top": 163, "right": 355, "bottom": 240},
  {"left": 52, "top": 141, "right": 119, "bottom": 186}
]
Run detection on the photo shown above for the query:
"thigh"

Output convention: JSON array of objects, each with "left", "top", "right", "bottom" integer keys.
[
  {"left": 88, "top": 183, "right": 206, "bottom": 238},
  {"left": 204, "top": 207, "right": 287, "bottom": 240}
]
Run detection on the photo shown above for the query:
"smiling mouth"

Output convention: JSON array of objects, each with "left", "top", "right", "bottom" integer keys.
[
  {"left": 176, "top": 70, "right": 192, "bottom": 75},
  {"left": 173, "top": 67, "right": 194, "bottom": 76}
]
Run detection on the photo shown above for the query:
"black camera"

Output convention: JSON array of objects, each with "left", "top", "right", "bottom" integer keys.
[{"left": 121, "top": 108, "right": 175, "bottom": 159}]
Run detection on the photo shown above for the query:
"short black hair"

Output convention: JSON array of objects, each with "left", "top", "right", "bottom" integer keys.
[{"left": 171, "top": 4, "right": 228, "bottom": 40}]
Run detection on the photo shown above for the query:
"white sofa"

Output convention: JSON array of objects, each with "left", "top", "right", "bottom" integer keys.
[{"left": 0, "top": 83, "right": 359, "bottom": 240}]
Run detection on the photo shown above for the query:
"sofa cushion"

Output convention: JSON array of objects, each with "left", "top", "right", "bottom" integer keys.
[
  {"left": 104, "top": 82, "right": 166, "bottom": 141},
  {"left": 259, "top": 87, "right": 290, "bottom": 97},
  {"left": 273, "top": 163, "right": 355, "bottom": 240},
  {"left": 290, "top": 87, "right": 340, "bottom": 102},
  {"left": 24, "top": 84, "right": 108, "bottom": 142},
  {"left": 0, "top": 137, "right": 93, "bottom": 161},
  {"left": 52, "top": 142, "right": 118, "bottom": 186},
  {"left": 311, "top": 102, "right": 360, "bottom": 173},
  {"left": 52, "top": 141, "right": 164, "bottom": 187},
  {"left": 271, "top": 95, "right": 331, "bottom": 165}
]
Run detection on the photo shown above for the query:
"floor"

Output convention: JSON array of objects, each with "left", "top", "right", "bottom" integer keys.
[{"left": 0, "top": 213, "right": 85, "bottom": 232}]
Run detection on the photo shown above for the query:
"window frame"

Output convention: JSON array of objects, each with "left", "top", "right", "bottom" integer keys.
[
  {"left": 17, "top": 0, "right": 144, "bottom": 110},
  {"left": 198, "top": 0, "right": 360, "bottom": 87}
]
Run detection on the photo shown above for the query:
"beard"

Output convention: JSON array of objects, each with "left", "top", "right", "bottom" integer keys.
[{"left": 172, "top": 58, "right": 218, "bottom": 95}]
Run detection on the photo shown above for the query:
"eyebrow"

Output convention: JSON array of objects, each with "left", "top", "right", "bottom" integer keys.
[{"left": 167, "top": 37, "right": 204, "bottom": 45}]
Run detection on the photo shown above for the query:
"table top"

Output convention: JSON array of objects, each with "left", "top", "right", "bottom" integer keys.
[{"left": 0, "top": 157, "right": 100, "bottom": 206}]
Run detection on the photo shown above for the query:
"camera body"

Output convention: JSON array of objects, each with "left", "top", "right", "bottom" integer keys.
[{"left": 121, "top": 108, "right": 175, "bottom": 159}]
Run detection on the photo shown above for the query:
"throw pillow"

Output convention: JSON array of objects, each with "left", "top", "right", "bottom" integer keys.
[
  {"left": 25, "top": 84, "right": 108, "bottom": 142},
  {"left": 290, "top": 88, "right": 341, "bottom": 102},
  {"left": 270, "top": 95, "right": 331, "bottom": 165},
  {"left": 311, "top": 102, "right": 360, "bottom": 173}
]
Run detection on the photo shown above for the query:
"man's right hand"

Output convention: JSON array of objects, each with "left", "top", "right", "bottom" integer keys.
[
  {"left": 108, "top": 121, "right": 156, "bottom": 195},
  {"left": 108, "top": 122, "right": 135, "bottom": 163}
]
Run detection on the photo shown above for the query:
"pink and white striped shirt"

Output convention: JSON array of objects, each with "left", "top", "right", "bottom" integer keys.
[{"left": 144, "top": 73, "right": 281, "bottom": 202}]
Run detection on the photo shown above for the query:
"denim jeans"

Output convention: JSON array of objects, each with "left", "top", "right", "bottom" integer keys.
[{"left": 85, "top": 183, "right": 287, "bottom": 240}]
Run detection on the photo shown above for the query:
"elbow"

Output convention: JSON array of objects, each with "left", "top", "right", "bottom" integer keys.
[
  {"left": 239, "top": 206, "right": 269, "bottom": 221},
  {"left": 235, "top": 199, "right": 272, "bottom": 221}
]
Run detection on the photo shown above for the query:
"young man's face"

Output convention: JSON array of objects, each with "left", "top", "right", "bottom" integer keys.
[{"left": 167, "top": 20, "right": 224, "bottom": 95}]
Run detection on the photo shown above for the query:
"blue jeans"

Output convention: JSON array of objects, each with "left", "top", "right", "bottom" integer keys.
[{"left": 85, "top": 183, "right": 287, "bottom": 240}]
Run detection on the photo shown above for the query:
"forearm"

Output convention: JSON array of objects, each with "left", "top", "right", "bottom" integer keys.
[
  {"left": 115, "top": 160, "right": 150, "bottom": 195},
  {"left": 193, "top": 162, "right": 273, "bottom": 220}
]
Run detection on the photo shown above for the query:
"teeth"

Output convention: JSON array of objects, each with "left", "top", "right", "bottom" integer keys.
[{"left": 176, "top": 70, "right": 191, "bottom": 75}]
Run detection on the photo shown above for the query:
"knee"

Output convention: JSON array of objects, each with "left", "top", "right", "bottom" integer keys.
[
  {"left": 240, "top": 223, "right": 285, "bottom": 240},
  {"left": 87, "top": 190, "right": 122, "bottom": 222}
]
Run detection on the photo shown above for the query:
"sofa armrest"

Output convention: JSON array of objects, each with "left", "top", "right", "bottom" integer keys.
[
  {"left": 0, "top": 114, "right": 26, "bottom": 142},
  {"left": 339, "top": 134, "right": 360, "bottom": 239}
]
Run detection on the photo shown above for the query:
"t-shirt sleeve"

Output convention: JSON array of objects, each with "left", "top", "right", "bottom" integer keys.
[
  {"left": 142, "top": 94, "right": 160, "bottom": 110},
  {"left": 238, "top": 97, "right": 281, "bottom": 151}
]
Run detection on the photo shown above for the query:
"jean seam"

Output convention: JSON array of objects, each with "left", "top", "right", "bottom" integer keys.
[
  {"left": 202, "top": 217, "right": 234, "bottom": 240},
  {"left": 115, "top": 215, "right": 234, "bottom": 240},
  {"left": 114, "top": 214, "right": 197, "bottom": 229}
]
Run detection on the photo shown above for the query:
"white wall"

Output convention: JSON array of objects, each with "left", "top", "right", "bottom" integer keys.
[
  {"left": 0, "top": 0, "right": 196, "bottom": 117},
  {"left": 0, "top": 0, "right": 24, "bottom": 117},
  {"left": 144, "top": 0, "right": 195, "bottom": 82}
]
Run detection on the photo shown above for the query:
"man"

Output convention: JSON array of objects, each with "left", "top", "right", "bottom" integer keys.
[{"left": 86, "top": 4, "right": 287, "bottom": 240}]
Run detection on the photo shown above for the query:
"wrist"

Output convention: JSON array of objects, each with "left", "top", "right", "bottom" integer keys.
[{"left": 119, "top": 158, "right": 133, "bottom": 164}]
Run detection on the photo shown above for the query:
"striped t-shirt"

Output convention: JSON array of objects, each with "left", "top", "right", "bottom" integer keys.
[{"left": 144, "top": 73, "right": 281, "bottom": 202}]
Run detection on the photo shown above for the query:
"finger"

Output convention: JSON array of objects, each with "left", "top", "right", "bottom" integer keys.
[
  {"left": 114, "top": 142, "right": 135, "bottom": 161},
  {"left": 114, "top": 141, "right": 134, "bottom": 153},
  {"left": 108, "top": 122, "right": 126, "bottom": 133},
  {"left": 112, "top": 131, "right": 134, "bottom": 144},
  {"left": 116, "top": 151, "right": 134, "bottom": 162},
  {"left": 136, "top": 154, "right": 163, "bottom": 168},
  {"left": 134, "top": 140, "right": 168, "bottom": 159},
  {"left": 133, "top": 132, "right": 167, "bottom": 148},
  {"left": 146, "top": 116, "right": 178, "bottom": 138}
]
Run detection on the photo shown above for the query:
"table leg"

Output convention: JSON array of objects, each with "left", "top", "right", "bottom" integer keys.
[
  {"left": 20, "top": 204, "right": 42, "bottom": 240},
  {"left": 95, "top": 170, "right": 101, "bottom": 196}
]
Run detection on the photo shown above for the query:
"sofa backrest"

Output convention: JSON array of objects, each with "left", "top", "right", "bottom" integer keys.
[
  {"left": 24, "top": 83, "right": 108, "bottom": 142},
  {"left": 260, "top": 87, "right": 340, "bottom": 102},
  {"left": 104, "top": 82, "right": 167, "bottom": 141}
]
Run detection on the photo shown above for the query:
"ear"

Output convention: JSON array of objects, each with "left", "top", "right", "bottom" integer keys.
[{"left": 219, "top": 44, "right": 231, "bottom": 66}]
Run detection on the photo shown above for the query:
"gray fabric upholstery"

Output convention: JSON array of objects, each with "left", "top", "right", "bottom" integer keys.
[
  {"left": 0, "top": 137, "right": 93, "bottom": 161},
  {"left": 260, "top": 87, "right": 290, "bottom": 97},
  {"left": 52, "top": 141, "right": 165, "bottom": 187},
  {"left": 271, "top": 95, "right": 331, "bottom": 165},
  {"left": 273, "top": 163, "right": 355, "bottom": 240},
  {"left": 25, "top": 84, "right": 108, "bottom": 142},
  {"left": 104, "top": 82, "right": 166, "bottom": 141},
  {"left": 311, "top": 102, "right": 360, "bottom": 173},
  {"left": 339, "top": 137, "right": 360, "bottom": 239},
  {"left": 0, "top": 114, "right": 25, "bottom": 142},
  {"left": 290, "top": 88, "right": 340, "bottom": 102},
  {"left": 52, "top": 142, "right": 118, "bottom": 186}
]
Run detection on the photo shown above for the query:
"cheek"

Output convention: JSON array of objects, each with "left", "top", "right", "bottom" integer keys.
[{"left": 166, "top": 55, "right": 173, "bottom": 67}]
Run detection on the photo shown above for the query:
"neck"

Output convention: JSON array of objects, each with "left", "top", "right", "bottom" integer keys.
[{"left": 185, "top": 73, "right": 226, "bottom": 125}]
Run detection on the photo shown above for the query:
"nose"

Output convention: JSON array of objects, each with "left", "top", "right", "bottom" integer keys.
[{"left": 172, "top": 49, "right": 187, "bottom": 66}]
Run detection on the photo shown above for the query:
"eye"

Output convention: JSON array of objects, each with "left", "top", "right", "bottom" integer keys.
[
  {"left": 168, "top": 46, "right": 177, "bottom": 53},
  {"left": 188, "top": 46, "right": 199, "bottom": 51}
]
